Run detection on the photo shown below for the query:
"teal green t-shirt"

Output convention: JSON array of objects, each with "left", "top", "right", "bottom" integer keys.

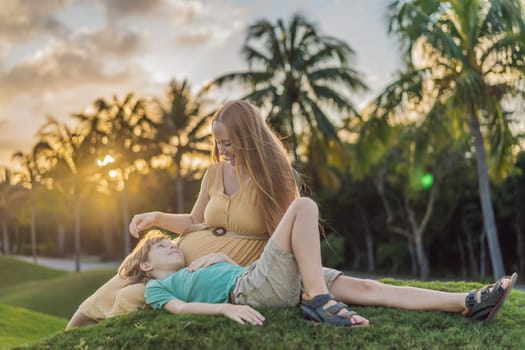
[{"left": 145, "top": 261, "right": 248, "bottom": 310}]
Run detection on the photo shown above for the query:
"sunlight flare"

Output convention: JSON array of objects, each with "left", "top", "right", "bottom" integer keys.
[{"left": 97, "top": 155, "right": 115, "bottom": 167}]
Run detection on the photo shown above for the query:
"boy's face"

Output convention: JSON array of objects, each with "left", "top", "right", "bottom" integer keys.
[{"left": 143, "top": 239, "right": 186, "bottom": 273}]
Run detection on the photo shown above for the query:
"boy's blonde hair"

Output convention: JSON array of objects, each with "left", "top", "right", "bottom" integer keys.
[{"left": 118, "top": 230, "right": 171, "bottom": 286}]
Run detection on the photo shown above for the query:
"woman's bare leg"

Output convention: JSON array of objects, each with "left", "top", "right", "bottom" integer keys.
[
  {"left": 329, "top": 275, "right": 513, "bottom": 313},
  {"left": 270, "top": 198, "right": 327, "bottom": 296}
]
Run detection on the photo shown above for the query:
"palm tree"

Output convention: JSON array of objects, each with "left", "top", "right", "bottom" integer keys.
[
  {"left": 0, "top": 168, "right": 27, "bottom": 255},
  {"left": 383, "top": 0, "right": 525, "bottom": 279},
  {"left": 153, "top": 79, "right": 212, "bottom": 213},
  {"left": 74, "top": 94, "right": 158, "bottom": 255},
  {"left": 37, "top": 117, "right": 101, "bottom": 272},
  {"left": 0, "top": 168, "right": 14, "bottom": 254},
  {"left": 207, "top": 14, "right": 368, "bottom": 162},
  {"left": 12, "top": 142, "right": 53, "bottom": 263}
]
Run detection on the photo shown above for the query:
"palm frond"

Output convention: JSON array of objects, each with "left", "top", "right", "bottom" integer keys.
[
  {"left": 241, "top": 45, "right": 273, "bottom": 69},
  {"left": 309, "top": 83, "right": 357, "bottom": 115},
  {"left": 308, "top": 67, "right": 368, "bottom": 91},
  {"left": 241, "top": 86, "right": 277, "bottom": 106},
  {"left": 203, "top": 71, "right": 272, "bottom": 92},
  {"left": 300, "top": 96, "right": 339, "bottom": 141}
]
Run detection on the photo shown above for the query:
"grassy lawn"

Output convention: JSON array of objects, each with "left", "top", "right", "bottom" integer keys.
[
  {"left": 0, "top": 268, "right": 117, "bottom": 319},
  {"left": 0, "top": 304, "right": 66, "bottom": 350},
  {"left": 0, "top": 256, "right": 66, "bottom": 291},
  {"left": 12, "top": 279, "right": 525, "bottom": 350},
  {"left": 0, "top": 256, "right": 116, "bottom": 349}
]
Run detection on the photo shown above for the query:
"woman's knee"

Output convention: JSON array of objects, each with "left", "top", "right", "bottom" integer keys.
[
  {"left": 289, "top": 197, "right": 318, "bottom": 216},
  {"left": 66, "top": 310, "right": 96, "bottom": 330}
]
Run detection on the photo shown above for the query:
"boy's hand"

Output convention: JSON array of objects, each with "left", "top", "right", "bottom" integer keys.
[
  {"left": 187, "top": 253, "right": 231, "bottom": 272},
  {"left": 221, "top": 304, "right": 265, "bottom": 326}
]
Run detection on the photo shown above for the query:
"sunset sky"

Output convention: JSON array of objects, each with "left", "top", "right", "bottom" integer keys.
[{"left": 0, "top": 0, "right": 401, "bottom": 168}]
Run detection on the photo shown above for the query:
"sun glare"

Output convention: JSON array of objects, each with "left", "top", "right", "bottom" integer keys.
[{"left": 97, "top": 155, "right": 115, "bottom": 167}]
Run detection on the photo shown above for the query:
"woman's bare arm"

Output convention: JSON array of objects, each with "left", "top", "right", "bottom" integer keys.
[{"left": 129, "top": 169, "right": 211, "bottom": 237}]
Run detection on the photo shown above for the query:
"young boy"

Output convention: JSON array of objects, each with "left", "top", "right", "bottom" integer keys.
[{"left": 118, "top": 199, "right": 368, "bottom": 327}]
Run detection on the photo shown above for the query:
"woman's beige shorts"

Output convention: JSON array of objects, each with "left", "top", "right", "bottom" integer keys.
[{"left": 230, "top": 239, "right": 342, "bottom": 308}]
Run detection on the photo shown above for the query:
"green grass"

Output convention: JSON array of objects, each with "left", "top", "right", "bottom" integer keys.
[
  {"left": 0, "top": 256, "right": 66, "bottom": 291},
  {"left": 14, "top": 280, "right": 525, "bottom": 350},
  {"left": 0, "top": 268, "right": 117, "bottom": 319},
  {"left": 0, "top": 256, "right": 117, "bottom": 349},
  {"left": 0, "top": 304, "right": 66, "bottom": 350}
]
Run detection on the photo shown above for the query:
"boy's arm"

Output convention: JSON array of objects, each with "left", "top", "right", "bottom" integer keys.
[
  {"left": 186, "top": 253, "right": 238, "bottom": 272},
  {"left": 163, "top": 298, "right": 265, "bottom": 326}
]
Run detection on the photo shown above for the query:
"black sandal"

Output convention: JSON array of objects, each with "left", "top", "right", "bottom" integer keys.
[
  {"left": 463, "top": 272, "right": 517, "bottom": 321},
  {"left": 300, "top": 293, "right": 363, "bottom": 327}
]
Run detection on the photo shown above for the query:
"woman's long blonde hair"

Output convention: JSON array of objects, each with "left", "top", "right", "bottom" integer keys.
[
  {"left": 212, "top": 101, "right": 300, "bottom": 234},
  {"left": 118, "top": 230, "right": 170, "bottom": 286}
]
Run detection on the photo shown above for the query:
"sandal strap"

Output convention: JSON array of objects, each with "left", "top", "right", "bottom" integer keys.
[
  {"left": 300, "top": 293, "right": 359, "bottom": 327},
  {"left": 324, "top": 302, "right": 349, "bottom": 315},
  {"left": 464, "top": 281, "right": 506, "bottom": 320},
  {"left": 301, "top": 293, "right": 335, "bottom": 309},
  {"left": 465, "top": 290, "right": 477, "bottom": 309}
]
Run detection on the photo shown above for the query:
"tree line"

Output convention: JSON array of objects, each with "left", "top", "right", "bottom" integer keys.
[{"left": 1, "top": 1, "right": 524, "bottom": 280}]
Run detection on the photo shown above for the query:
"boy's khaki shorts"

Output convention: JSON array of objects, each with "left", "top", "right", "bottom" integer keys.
[{"left": 230, "top": 239, "right": 342, "bottom": 308}]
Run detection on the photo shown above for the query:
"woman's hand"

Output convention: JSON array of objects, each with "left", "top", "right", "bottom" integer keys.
[
  {"left": 187, "top": 253, "right": 233, "bottom": 272},
  {"left": 129, "top": 212, "right": 158, "bottom": 238},
  {"left": 221, "top": 304, "right": 265, "bottom": 326}
]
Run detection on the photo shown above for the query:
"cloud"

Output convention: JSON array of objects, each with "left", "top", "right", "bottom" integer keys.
[
  {"left": 166, "top": 0, "right": 204, "bottom": 25},
  {"left": 103, "top": 0, "right": 164, "bottom": 17},
  {"left": 174, "top": 29, "right": 213, "bottom": 47},
  {"left": 76, "top": 27, "right": 145, "bottom": 57},
  {"left": 167, "top": 1, "right": 246, "bottom": 48},
  {"left": 101, "top": 0, "right": 203, "bottom": 24},
  {"left": 0, "top": 0, "right": 71, "bottom": 43},
  {"left": 0, "top": 39, "right": 145, "bottom": 103}
]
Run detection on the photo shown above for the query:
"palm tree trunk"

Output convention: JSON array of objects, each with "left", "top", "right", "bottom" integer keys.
[
  {"left": 57, "top": 223, "right": 65, "bottom": 257},
  {"left": 407, "top": 240, "right": 417, "bottom": 275},
  {"left": 288, "top": 111, "right": 299, "bottom": 164},
  {"left": 74, "top": 199, "right": 81, "bottom": 273},
  {"left": 176, "top": 176, "right": 184, "bottom": 214},
  {"left": 2, "top": 218, "right": 9, "bottom": 254},
  {"left": 14, "top": 223, "right": 19, "bottom": 254},
  {"left": 479, "top": 228, "right": 487, "bottom": 278},
  {"left": 121, "top": 185, "right": 130, "bottom": 256},
  {"left": 31, "top": 205, "right": 37, "bottom": 264},
  {"left": 414, "top": 233, "right": 429, "bottom": 280},
  {"left": 468, "top": 108, "right": 504, "bottom": 279}
]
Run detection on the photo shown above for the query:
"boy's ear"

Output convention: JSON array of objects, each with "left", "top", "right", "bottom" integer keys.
[{"left": 140, "top": 261, "right": 152, "bottom": 272}]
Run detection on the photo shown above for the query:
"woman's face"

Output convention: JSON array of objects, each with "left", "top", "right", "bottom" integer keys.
[{"left": 212, "top": 121, "right": 237, "bottom": 166}]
